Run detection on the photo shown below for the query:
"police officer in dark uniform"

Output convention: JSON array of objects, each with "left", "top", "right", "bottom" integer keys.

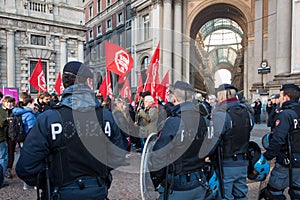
[
  {"left": 210, "top": 84, "right": 254, "bottom": 200},
  {"left": 261, "top": 84, "right": 300, "bottom": 200},
  {"left": 267, "top": 94, "right": 280, "bottom": 131},
  {"left": 150, "top": 81, "right": 209, "bottom": 199},
  {"left": 16, "top": 61, "right": 128, "bottom": 200}
]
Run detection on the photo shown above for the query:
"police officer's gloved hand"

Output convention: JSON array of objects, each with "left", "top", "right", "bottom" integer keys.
[{"left": 276, "top": 153, "right": 290, "bottom": 166}]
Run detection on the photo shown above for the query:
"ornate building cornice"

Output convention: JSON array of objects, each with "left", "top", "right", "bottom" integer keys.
[
  {"left": 151, "top": 0, "right": 162, "bottom": 5},
  {"left": 174, "top": 0, "right": 183, "bottom": 5}
]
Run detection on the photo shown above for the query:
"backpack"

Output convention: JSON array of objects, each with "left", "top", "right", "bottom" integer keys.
[{"left": 8, "top": 115, "right": 26, "bottom": 142}]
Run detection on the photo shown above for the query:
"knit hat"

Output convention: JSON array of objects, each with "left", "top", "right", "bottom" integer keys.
[{"left": 63, "top": 61, "right": 93, "bottom": 78}]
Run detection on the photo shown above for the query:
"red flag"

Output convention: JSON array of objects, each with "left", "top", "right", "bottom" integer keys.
[
  {"left": 29, "top": 58, "right": 47, "bottom": 91},
  {"left": 98, "top": 72, "right": 113, "bottom": 99},
  {"left": 120, "top": 78, "right": 132, "bottom": 103},
  {"left": 157, "top": 71, "right": 170, "bottom": 102},
  {"left": 54, "top": 72, "right": 64, "bottom": 96},
  {"left": 118, "top": 74, "right": 127, "bottom": 84},
  {"left": 106, "top": 42, "right": 134, "bottom": 77},
  {"left": 145, "top": 43, "right": 160, "bottom": 96},
  {"left": 135, "top": 71, "right": 144, "bottom": 102}
]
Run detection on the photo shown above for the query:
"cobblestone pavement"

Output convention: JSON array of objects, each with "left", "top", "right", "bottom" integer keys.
[{"left": 0, "top": 123, "right": 290, "bottom": 200}]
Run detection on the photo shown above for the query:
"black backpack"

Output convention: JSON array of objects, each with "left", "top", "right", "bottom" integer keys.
[{"left": 8, "top": 115, "right": 26, "bottom": 142}]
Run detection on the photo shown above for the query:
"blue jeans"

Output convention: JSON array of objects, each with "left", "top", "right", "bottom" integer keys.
[
  {"left": 222, "top": 166, "right": 248, "bottom": 200},
  {"left": 0, "top": 141, "right": 8, "bottom": 186}
]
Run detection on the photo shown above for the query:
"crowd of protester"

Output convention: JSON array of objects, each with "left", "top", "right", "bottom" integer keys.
[{"left": 0, "top": 77, "right": 299, "bottom": 200}]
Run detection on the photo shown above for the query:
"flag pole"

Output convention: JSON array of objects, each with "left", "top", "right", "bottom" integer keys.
[{"left": 137, "top": 74, "right": 149, "bottom": 109}]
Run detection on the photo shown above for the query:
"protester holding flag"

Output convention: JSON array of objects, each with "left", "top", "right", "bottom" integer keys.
[{"left": 137, "top": 95, "right": 158, "bottom": 151}]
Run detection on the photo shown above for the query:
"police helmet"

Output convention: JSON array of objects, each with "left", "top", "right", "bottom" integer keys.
[
  {"left": 204, "top": 163, "right": 220, "bottom": 199},
  {"left": 247, "top": 141, "right": 270, "bottom": 181},
  {"left": 262, "top": 132, "right": 273, "bottom": 149}
]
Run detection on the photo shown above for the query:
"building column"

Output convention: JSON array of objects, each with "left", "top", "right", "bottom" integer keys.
[
  {"left": 131, "top": 8, "right": 138, "bottom": 87},
  {"left": 266, "top": 0, "right": 277, "bottom": 79},
  {"left": 78, "top": 39, "right": 84, "bottom": 62},
  {"left": 291, "top": 0, "right": 300, "bottom": 73},
  {"left": 173, "top": 0, "right": 182, "bottom": 82},
  {"left": 7, "top": 30, "right": 16, "bottom": 87},
  {"left": 276, "top": 0, "right": 292, "bottom": 74},
  {"left": 162, "top": 0, "right": 172, "bottom": 80},
  {"left": 182, "top": 39, "right": 190, "bottom": 83},
  {"left": 60, "top": 37, "right": 67, "bottom": 72},
  {"left": 253, "top": 0, "right": 263, "bottom": 85}
]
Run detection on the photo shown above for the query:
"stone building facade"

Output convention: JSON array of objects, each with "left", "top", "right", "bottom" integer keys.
[
  {"left": 84, "top": 0, "right": 131, "bottom": 91},
  {"left": 128, "top": 0, "right": 300, "bottom": 99},
  {"left": 0, "top": 0, "right": 85, "bottom": 94}
]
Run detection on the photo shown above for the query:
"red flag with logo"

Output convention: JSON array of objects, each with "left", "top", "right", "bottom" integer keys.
[
  {"left": 98, "top": 72, "right": 113, "bottom": 99},
  {"left": 145, "top": 43, "right": 160, "bottom": 96},
  {"left": 135, "top": 71, "right": 144, "bottom": 102},
  {"left": 106, "top": 42, "right": 134, "bottom": 77},
  {"left": 54, "top": 72, "right": 64, "bottom": 96},
  {"left": 120, "top": 78, "right": 132, "bottom": 103},
  {"left": 118, "top": 74, "right": 127, "bottom": 84},
  {"left": 157, "top": 71, "right": 170, "bottom": 102},
  {"left": 29, "top": 58, "right": 47, "bottom": 91}
]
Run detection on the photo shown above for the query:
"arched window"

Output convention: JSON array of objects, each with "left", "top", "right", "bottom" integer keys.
[{"left": 141, "top": 56, "right": 149, "bottom": 70}]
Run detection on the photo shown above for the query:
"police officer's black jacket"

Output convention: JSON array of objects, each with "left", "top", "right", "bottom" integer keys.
[
  {"left": 150, "top": 101, "right": 208, "bottom": 175},
  {"left": 210, "top": 98, "right": 254, "bottom": 167},
  {"left": 264, "top": 100, "right": 300, "bottom": 167},
  {"left": 16, "top": 84, "right": 128, "bottom": 186}
]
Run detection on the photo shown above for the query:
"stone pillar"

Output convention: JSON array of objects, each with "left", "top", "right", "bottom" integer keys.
[
  {"left": 173, "top": 0, "right": 182, "bottom": 82},
  {"left": 131, "top": 8, "right": 138, "bottom": 87},
  {"left": 152, "top": 1, "right": 161, "bottom": 48},
  {"left": 7, "top": 30, "right": 15, "bottom": 87},
  {"left": 60, "top": 37, "right": 67, "bottom": 72},
  {"left": 253, "top": 0, "right": 263, "bottom": 85},
  {"left": 182, "top": 39, "right": 190, "bottom": 83},
  {"left": 267, "top": 0, "right": 277, "bottom": 79},
  {"left": 78, "top": 39, "right": 84, "bottom": 63},
  {"left": 276, "top": 0, "right": 292, "bottom": 74},
  {"left": 291, "top": 0, "right": 300, "bottom": 73},
  {"left": 162, "top": 0, "right": 172, "bottom": 80}
]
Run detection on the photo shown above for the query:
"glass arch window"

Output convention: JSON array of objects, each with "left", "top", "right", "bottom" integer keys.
[{"left": 199, "top": 18, "right": 243, "bottom": 69}]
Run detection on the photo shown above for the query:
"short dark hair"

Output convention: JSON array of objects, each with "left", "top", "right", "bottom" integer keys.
[
  {"left": 38, "top": 91, "right": 50, "bottom": 99},
  {"left": 282, "top": 89, "right": 300, "bottom": 101},
  {"left": 0, "top": 92, "right": 3, "bottom": 99},
  {"left": 19, "top": 92, "right": 30, "bottom": 103},
  {"left": 2, "top": 96, "right": 13, "bottom": 103}
]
